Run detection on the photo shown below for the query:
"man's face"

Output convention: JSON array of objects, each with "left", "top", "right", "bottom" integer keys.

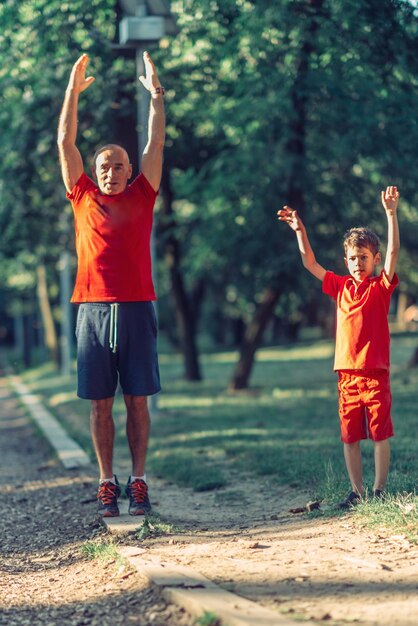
[
  {"left": 344, "top": 245, "right": 381, "bottom": 282},
  {"left": 94, "top": 147, "right": 132, "bottom": 195}
]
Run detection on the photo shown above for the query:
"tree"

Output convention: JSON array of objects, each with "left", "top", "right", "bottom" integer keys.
[
  {"left": 2, "top": 0, "right": 418, "bottom": 384},
  {"left": 156, "top": 0, "right": 418, "bottom": 388},
  {"left": 0, "top": 0, "right": 135, "bottom": 363}
]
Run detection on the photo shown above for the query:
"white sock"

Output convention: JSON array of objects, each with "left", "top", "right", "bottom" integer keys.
[
  {"left": 130, "top": 474, "right": 146, "bottom": 484},
  {"left": 100, "top": 475, "right": 116, "bottom": 484}
]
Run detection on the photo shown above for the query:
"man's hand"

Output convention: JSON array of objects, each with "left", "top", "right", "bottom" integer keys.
[
  {"left": 381, "top": 186, "right": 400, "bottom": 213},
  {"left": 277, "top": 206, "right": 303, "bottom": 232},
  {"left": 138, "top": 51, "right": 162, "bottom": 93},
  {"left": 140, "top": 50, "right": 165, "bottom": 191},
  {"left": 67, "top": 54, "right": 95, "bottom": 94}
]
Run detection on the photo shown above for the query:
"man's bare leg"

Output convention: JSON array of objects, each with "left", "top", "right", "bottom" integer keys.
[
  {"left": 90, "top": 397, "right": 115, "bottom": 480},
  {"left": 343, "top": 441, "right": 363, "bottom": 495},
  {"left": 124, "top": 395, "right": 150, "bottom": 476},
  {"left": 373, "top": 439, "right": 390, "bottom": 492}
]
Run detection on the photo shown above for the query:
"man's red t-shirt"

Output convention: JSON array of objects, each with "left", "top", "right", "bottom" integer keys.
[
  {"left": 322, "top": 270, "right": 399, "bottom": 371},
  {"left": 67, "top": 172, "right": 157, "bottom": 303}
]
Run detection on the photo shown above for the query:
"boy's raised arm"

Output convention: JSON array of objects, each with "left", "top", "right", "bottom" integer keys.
[
  {"left": 57, "top": 54, "right": 95, "bottom": 193},
  {"left": 277, "top": 206, "right": 327, "bottom": 282},
  {"left": 381, "top": 186, "right": 400, "bottom": 281}
]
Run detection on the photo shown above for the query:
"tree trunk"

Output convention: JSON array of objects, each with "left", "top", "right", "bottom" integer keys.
[
  {"left": 409, "top": 347, "right": 418, "bottom": 368},
  {"left": 396, "top": 290, "right": 408, "bottom": 331},
  {"left": 229, "top": 287, "right": 281, "bottom": 390},
  {"left": 229, "top": 0, "right": 322, "bottom": 390},
  {"left": 160, "top": 167, "right": 202, "bottom": 381},
  {"left": 36, "top": 264, "right": 60, "bottom": 366},
  {"left": 23, "top": 313, "right": 32, "bottom": 368}
]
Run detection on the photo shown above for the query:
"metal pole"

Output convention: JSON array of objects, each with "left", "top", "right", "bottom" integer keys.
[{"left": 136, "top": 46, "right": 159, "bottom": 412}]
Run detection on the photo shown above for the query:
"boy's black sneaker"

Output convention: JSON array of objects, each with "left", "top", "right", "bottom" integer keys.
[
  {"left": 372, "top": 489, "right": 386, "bottom": 500},
  {"left": 126, "top": 478, "right": 151, "bottom": 516},
  {"left": 97, "top": 477, "right": 121, "bottom": 517},
  {"left": 337, "top": 491, "right": 362, "bottom": 509}
]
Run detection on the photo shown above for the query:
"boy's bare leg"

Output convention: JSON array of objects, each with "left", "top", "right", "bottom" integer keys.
[
  {"left": 373, "top": 439, "right": 390, "bottom": 491},
  {"left": 343, "top": 441, "right": 363, "bottom": 494},
  {"left": 90, "top": 397, "right": 115, "bottom": 479},
  {"left": 124, "top": 395, "right": 150, "bottom": 477}
]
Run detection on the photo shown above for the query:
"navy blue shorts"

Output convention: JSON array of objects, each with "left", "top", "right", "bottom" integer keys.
[{"left": 75, "top": 302, "right": 161, "bottom": 400}]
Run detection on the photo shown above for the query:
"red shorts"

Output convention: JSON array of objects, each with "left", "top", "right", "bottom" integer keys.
[{"left": 337, "top": 369, "right": 394, "bottom": 443}]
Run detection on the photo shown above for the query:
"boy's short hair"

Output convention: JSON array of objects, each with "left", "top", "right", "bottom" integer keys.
[{"left": 343, "top": 227, "right": 380, "bottom": 256}]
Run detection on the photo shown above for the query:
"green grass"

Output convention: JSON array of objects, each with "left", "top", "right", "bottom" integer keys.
[
  {"left": 81, "top": 538, "right": 125, "bottom": 565},
  {"left": 352, "top": 491, "right": 418, "bottom": 543},
  {"left": 135, "top": 512, "right": 183, "bottom": 541},
  {"left": 195, "top": 612, "right": 222, "bottom": 626},
  {"left": 9, "top": 330, "right": 418, "bottom": 535}
]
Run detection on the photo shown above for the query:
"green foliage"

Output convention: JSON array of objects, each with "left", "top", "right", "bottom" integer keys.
[
  {"left": 0, "top": 0, "right": 118, "bottom": 255},
  {"left": 155, "top": 0, "right": 418, "bottom": 342},
  {"left": 2, "top": 1, "right": 418, "bottom": 358},
  {"left": 0, "top": 0, "right": 135, "bottom": 332}
]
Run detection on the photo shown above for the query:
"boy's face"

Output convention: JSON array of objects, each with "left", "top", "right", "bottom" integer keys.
[{"left": 344, "top": 245, "right": 381, "bottom": 282}]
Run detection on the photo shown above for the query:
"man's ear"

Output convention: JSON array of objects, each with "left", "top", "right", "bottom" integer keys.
[
  {"left": 91, "top": 166, "right": 98, "bottom": 181},
  {"left": 343, "top": 256, "right": 348, "bottom": 268},
  {"left": 128, "top": 163, "right": 133, "bottom": 179},
  {"left": 374, "top": 251, "right": 382, "bottom": 266}
]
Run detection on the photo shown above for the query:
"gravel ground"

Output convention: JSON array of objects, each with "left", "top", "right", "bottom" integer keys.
[{"left": 0, "top": 373, "right": 196, "bottom": 626}]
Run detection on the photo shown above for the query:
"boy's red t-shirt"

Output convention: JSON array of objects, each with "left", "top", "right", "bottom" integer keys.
[
  {"left": 67, "top": 172, "right": 157, "bottom": 303},
  {"left": 322, "top": 270, "right": 399, "bottom": 371}
]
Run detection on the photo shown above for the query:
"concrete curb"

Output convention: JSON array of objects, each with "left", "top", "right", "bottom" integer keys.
[
  {"left": 6, "top": 373, "right": 90, "bottom": 470},
  {"left": 119, "top": 546, "right": 297, "bottom": 626},
  {"left": 105, "top": 517, "right": 307, "bottom": 625}
]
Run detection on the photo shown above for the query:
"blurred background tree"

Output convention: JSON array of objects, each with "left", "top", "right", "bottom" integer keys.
[
  {"left": 0, "top": 0, "right": 134, "bottom": 365},
  {"left": 1, "top": 0, "right": 418, "bottom": 384}
]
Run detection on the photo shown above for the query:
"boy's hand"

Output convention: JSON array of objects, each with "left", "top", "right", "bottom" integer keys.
[
  {"left": 381, "top": 186, "right": 400, "bottom": 213},
  {"left": 277, "top": 206, "right": 303, "bottom": 232}
]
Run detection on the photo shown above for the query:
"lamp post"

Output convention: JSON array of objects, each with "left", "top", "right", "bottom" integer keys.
[{"left": 118, "top": 0, "right": 178, "bottom": 412}]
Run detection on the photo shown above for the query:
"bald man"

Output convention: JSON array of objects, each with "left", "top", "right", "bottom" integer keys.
[{"left": 58, "top": 52, "right": 165, "bottom": 518}]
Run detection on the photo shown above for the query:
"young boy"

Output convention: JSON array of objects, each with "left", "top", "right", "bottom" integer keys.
[{"left": 278, "top": 187, "right": 400, "bottom": 508}]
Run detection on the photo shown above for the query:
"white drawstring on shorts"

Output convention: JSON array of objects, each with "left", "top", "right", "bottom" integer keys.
[{"left": 109, "top": 303, "right": 119, "bottom": 353}]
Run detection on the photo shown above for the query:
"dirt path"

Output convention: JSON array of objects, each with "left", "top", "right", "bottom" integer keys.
[
  {"left": 0, "top": 373, "right": 195, "bottom": 626},
  {"left": 124, "top": 473, "right": 418, "bottom": 625},
  {"left": 2, "top": 369, "right": 418, "bottom": 626}
]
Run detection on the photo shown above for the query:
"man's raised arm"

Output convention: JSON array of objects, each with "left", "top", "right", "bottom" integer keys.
[
  {"left": 57, "top": 54, "right": 95, "bottom": 193},
  {"left": 139, "top": 52, "right": 165, "bottom": 192}
]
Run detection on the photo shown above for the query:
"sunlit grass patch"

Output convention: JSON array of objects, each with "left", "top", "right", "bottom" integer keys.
[
  {"left": 135, "top": 513, "right": 183, "bottom": 541},
  {"left": 82, "top": 538, "right": 124, "bottom": 565},
  {"left": 352, "top": 492, "right": 418, "bottom": 544},
  {"left": 255, "top": 341, "right": 334, "bottom": 362}
]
